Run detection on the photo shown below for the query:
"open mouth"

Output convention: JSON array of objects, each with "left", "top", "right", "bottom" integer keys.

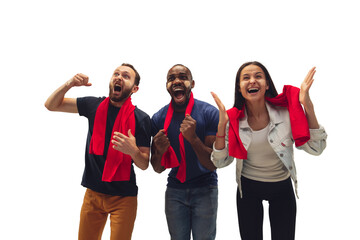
[
  {"left": 247, "top": 88, "right": 259, "bottom": 94},
  {"left": 114, "top": 85, "right": 122, "bottom": 93},
  {"left": 174, "top": 89, "right": 185, "bottom": 99},
  {"left": 171, "top": 86, "right": 187, "bottom": 104}
]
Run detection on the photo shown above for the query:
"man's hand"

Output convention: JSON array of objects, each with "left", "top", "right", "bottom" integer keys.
[
  {"left": 112, "top": 129, "right": 137, "bottom": 156},
  {"left": 67, "top": 73, "right": 92, "bottom": 87},
  {"left": 152, "top": 129, "right": 171, "bottom": 156},
  {"left": 180, "top": 114, "right": 197, "bottom": 143}
]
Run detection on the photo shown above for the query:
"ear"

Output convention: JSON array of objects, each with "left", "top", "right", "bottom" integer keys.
[
  {"left": 132, "top": 85, "right": 139, "bottom": 94},
  {"left": 191, "top": 80, "right": 195, "bottom": 89}
]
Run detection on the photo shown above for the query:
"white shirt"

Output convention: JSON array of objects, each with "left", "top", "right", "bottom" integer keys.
[{"left": 242, "top": 123, "right": 290, "bottom": 182}]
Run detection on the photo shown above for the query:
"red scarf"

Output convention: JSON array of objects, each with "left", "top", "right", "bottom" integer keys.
[
  {"left": 89, "top": 97, "right": 135, "bottom": 182},
  {"left": 161, "top": 92, "right": 195, "bottom": 183},
  {"left": 227, "top": 85, "right": 310, "bottom": 159}
]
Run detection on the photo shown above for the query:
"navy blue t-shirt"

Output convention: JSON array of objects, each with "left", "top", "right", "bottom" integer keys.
[
  {"left": 77, "top": 97, "right": 151, "bottom": 196},
  {"left": 151, "top": 98, "right": 219, "bottom": 188}
]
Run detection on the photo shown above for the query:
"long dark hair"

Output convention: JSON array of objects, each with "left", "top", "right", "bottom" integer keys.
[{"left": 233, "top": 61, "right": 278, "bottom": 109}]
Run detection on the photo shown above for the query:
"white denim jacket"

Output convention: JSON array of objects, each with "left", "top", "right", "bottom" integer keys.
[{"left": 211, "top": 103, "right": 327, "bottom": 198}]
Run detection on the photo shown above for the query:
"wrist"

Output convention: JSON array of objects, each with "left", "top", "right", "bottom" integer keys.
[
  {"left": 65, "top": 79, "right": 75, "bottom": 89},
  {"left": 131, "top": 147, "right": 142, "bottom": 160},
  {"left": 154, "top": 147, "right": 166, "bottom": 157},
  {"left": 216, "top": 133, "right": 225, "bottom": 138},
  {"left": 187, "top": 135, "right": 200, "bottom": 145}
]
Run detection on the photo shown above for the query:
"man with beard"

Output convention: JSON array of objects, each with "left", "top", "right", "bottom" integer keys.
[
  {"left": 151, "top": 64, "right": 219, "bottom": 240},
  {"left": 45, "top": 63, "right": 151, "bottom": 240}
]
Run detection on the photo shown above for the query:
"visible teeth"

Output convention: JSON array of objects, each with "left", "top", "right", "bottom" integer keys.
[
  {"left": 248, "top": 88, "right": 259, "bottom": 93},
  {"left": 173, "top": 87, "right": 184, "bottom": 92}
]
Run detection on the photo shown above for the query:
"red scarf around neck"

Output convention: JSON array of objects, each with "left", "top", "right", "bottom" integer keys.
[
  {"left": 89, "top": 97, "right": 135, "bottom": 182},
  {"left": 161, "top": 92, "right": 195, "bottom": 183},
  {"left": 227, "top": 85, "right": 310, "bottom": 159}
]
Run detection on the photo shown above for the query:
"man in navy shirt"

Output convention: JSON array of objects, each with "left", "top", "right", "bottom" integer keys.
[
  {"left": 45, "top": 63, "right": 151, "bottom": 240},
  {"left": 151, "top": 64, "right": 219, "bottom": 240}
]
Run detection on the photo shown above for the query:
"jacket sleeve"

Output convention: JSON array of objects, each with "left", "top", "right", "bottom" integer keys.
[
  {"left": 297, "top": 124, "right": 327, "bottom": 155},
  {"left": 211, "top": 123, "right": 235, "bottom": 168}
]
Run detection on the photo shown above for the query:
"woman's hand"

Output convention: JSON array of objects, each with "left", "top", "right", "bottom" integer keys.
[
  {"left": 299, "top": 67, "right": 320, "bottom": 129},
  {"left": 299, "top": 67, "right": 316, "bottom": 108},
  {"left": 211, "top": 92, "right": 228, "bottom": 150},
  {"left": 211, "top": 92, "right": 229, "bottom": 128}
]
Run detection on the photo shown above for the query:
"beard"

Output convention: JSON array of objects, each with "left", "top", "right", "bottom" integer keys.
[
  {"left": 170, "top": 89, "right": 191, "bottom": 111},
  {"left": 109, "top": 86, "right": 133, "bottom": 103}
]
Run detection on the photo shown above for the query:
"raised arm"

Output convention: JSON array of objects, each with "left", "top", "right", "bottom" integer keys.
[
  {"left": 44, "top": 73, "right": 92, "bottom": 113},
  {"left": 210, "top": 92, "right": 229, "bottom": 150},
  {"left": 299, "top": 67, "right": 320, "bottom": 129},
  {"left": 298, "top": 67, "right": 327, "bottom": 155}
]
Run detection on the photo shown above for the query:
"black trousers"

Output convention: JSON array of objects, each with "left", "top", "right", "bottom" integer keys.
[{"left": 236, "top": 176, "right": 296, "bottom": 240}]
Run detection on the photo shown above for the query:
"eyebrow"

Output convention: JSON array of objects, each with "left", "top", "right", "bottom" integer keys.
[
  {"left": 169, "top": 72, "right": 188, "bottom": 77},
  {"left": 242, "top": 72, "right": 263, "bottom": 76},
  {"left": 114, "top": 70, "right": 130, "bottom": 74}
]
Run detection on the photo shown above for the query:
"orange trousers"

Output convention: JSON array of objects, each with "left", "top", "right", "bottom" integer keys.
[{"left": 78, "top": 188, "right": 137, "bottom": 240}]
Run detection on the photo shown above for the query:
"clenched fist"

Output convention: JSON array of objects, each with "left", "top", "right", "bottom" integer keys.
[
  {"left": 152, "top": 130, "right": 171, "bottom": 156},
  {"left": 68, "top": 73, "right": 92, "bottom": 87},
  {"left": 180, "top": 114, "right": 197, "bottom": 143}
]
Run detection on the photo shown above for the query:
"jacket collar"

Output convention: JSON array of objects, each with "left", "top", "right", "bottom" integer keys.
[{"left": 239, "top": 102, "right": 284, "bottom": 129}]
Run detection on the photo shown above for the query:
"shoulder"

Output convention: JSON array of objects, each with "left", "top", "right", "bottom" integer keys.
[
  {"left": 193, "top": 98, "right": 218, "bottom": 114},
  {"left": 77, "top": 96, "right": 106, "bottom": 106},
  {"left": 134, "top": 107, "right": 150, "bottom": 121},
  {"left": 194, "top": 98, "right": 216, "bottom": 109},
  {"left": 77, "top": 96, "right": 106, "bottom": 116},
  {"left": 267, "top": 103, "right": 291, "bottom": 126},
  {"left": 151, "top": 104, "right": 170, "bottom": 122},
  {"left": 193, "top": 98, "right": 219, "bottom": 121}
]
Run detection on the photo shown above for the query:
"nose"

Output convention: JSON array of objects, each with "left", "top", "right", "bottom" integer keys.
[
  {"left": 114, "top": 76, "right": 123, "bottom": 83},
  {"left": 249, "top": 77, "right": 256, "bottom": 84},
  {"left": 173, "top": 77, "right": 182, "bottom": 85}
]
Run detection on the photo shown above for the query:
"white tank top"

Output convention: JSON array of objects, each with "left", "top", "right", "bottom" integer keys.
[{"left": 242, "top": 124, "right": 290, "bottom": 182}]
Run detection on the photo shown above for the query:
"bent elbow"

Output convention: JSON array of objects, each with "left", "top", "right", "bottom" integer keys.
[
  {"left": 44, "top": 101, "right": 57, "bottom": 111},
  {"left": 44, "top": 102, "right": 52, "bottom": 111},
  {"left": 140, "top": 163, "right": 149, "bottom": 171}
]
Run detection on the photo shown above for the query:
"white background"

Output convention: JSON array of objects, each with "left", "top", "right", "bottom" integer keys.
[{"left": 1, "top": 0, "right": 359, "bottom": 239}]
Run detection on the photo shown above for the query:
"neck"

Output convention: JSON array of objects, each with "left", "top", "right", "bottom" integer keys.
[
  {"left": 245, "top": 99, "right": 270, "bottom": 130},
  {"left": 110, "top": 97, "right": 128, "bottom": 108},
  {"left": 173, "top": 103, "right": 187, "bottom": 113},
  {"left": 245, "top": 99, "right": 267, "bottom": 119},
  {"left": 172, "top": 97, "right": 190, "bottom": 113}
]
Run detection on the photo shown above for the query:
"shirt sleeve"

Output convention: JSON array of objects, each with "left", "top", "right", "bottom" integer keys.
[
  {"left": 210, "top": 122, "right": 235, "bottom": 168},
  {"left": 205, "top": 104, "right": 219, "bottom": 136},
  {"left": 297, "top": 124, "right": 327, "bottom": 155},
  {"left": 135, "top": 110, "right": 152, "bottom": 148},
  {"left": 151, "top": 111, "right": 163, "bottom": 137},
  {"left": 77, "top": 97, "right": 104, "bottom": 118}
]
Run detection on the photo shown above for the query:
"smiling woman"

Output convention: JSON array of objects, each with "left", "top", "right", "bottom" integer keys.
[{"left": 211, "top": 61, "right": 327, "bottom": 240}]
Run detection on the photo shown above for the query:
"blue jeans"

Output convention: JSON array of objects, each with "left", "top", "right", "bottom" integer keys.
[{"left": 165, "top": 186, "right": 218, "bottom": 240}]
